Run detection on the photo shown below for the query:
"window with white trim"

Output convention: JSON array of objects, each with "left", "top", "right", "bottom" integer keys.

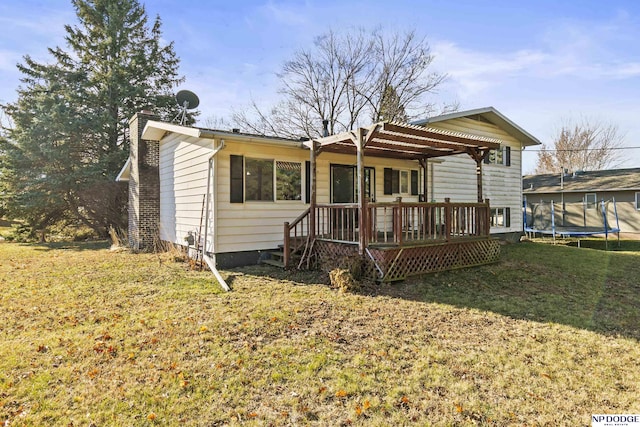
[
  {"left": 276, "top": 161, "right": 302, "bottom": 200},
  {"left": 245, "top": 158, "right": 274, "bottom": 201},
  {"left": 635, "top": 192, "right": 640, "bottom": 210},
  {"left": 585, "top": 193, "right": 597, "bottom": 210},
  {"left": 383, "top": 168, "right": 419, "bottom": 195},
  {"left": 490, "top": 207, "right": 511, "bottom": 227},
  {"left": 230, "top": 155, "right": 302, "bottom": 202},
  {"left": 400, "top": 170, "right": 409, "bottom": 194}
]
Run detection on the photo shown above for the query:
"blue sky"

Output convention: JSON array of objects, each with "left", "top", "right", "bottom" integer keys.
[{"left": 1, "top": 0, "right": 640, "bottom": 174}]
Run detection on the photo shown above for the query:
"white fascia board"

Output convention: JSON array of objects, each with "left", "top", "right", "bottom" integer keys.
[{"left": 115, "top": 157, "right": 131, "bottom": 182}]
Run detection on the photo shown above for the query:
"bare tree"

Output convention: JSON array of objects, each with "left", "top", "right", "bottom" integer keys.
[
  {"left": 535, "top": 118, "right": 625, "bottom": 174},
  {"left": 233, "top": 28, "right": 451, "bottom": 139},
  {"left": 200, "top": 115, "right": 231, "bottom": 130}
]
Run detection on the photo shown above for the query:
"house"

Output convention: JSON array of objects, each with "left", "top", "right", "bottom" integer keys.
[
  {"left": 523, "top": 168, "right": 640, "bottom": 236},
  {"left": 117, "top": 106, "right": 540, "bottom": 281}
]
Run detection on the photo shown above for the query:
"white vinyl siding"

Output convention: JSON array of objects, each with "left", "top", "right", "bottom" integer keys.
[
  {"left": 216, "top": 143, "right": 309, "bottom": 253},
  {"left": 428, "top": 117, "right": 523, "bottom": 233},
  {"left": 159, "top": 133, "right": 215, "bottom": 251}
]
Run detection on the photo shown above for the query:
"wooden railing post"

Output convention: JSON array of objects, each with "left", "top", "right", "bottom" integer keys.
[
  {"left": 395, "top": 197, "right": 403, "bottom": 246},
  {"left": 484, "top": 198, "right": 490, "bottom": 236},
  {"left": 444, "top": 197, "right": 451, "bottom": 242},
  {"left": 283, "top": 222, "right": 290, "bottom": 267}
]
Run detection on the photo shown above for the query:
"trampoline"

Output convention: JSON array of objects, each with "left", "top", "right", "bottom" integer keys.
[{"left": 523, "top": 197, "right": 620, "bottom": 248}]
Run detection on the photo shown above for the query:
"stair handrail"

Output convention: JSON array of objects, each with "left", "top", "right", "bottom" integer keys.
[{"left": 283, "top": 207, "right": 311, "bottom": 267}]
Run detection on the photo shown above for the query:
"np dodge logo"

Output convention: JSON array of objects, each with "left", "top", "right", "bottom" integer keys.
[{"left": 592, "top": 414, "right": 640, "bottom": 427}]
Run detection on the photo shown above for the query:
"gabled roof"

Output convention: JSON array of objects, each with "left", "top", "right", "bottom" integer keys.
[
  {"left": 523, "top": 168, "right": 640, "bottom": 194},
  {"left": 412, "top": 106, "right": 541, "bottom": 147}
]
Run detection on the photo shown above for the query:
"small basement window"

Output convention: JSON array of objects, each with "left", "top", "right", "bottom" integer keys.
[{"left": 585, "top": 193, "right": 597, "bottom": 210}]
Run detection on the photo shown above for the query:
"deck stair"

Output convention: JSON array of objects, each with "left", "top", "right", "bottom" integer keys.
[{"left": 260, "top": 242, "right": 303, "bottom": 268}]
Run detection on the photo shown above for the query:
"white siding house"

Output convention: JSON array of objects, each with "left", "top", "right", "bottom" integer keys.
[{"left": 118, "top": 107, "right": 540, "bottom": 268}]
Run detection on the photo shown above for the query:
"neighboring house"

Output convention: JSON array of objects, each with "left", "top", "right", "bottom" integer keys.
[
  {"left": 117, "top": 106, "right": 540, "bottom": 280},
  {"left": 523, "top": 168, "right": 640, "bottom": 235}
]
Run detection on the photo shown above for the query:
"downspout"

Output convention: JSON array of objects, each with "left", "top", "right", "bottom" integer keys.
[{"left": 202, "top": 140, "right": 230, "bottom": 291}]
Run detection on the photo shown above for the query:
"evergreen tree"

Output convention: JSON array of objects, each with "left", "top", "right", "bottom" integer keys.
[
  {"left": 0, "top": 0, "right": 189, "bottom": 238},
  {"left": 376, "top": 84, "right": 408, "bottom": 122}
]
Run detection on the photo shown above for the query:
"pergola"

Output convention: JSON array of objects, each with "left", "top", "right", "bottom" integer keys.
[{"left": 302, "top": 121, "right": 502, "bottom": 255}]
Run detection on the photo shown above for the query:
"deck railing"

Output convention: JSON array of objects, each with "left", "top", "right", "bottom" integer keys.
[
  {"left": 283, "top": 199, "right": 491, "bottom": 266},
  {"left": 366, "top": 198, "right": 491, "bottom": 245}
]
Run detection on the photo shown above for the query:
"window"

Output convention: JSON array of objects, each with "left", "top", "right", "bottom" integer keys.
[
  {"left": 484, "top": 146, "right": 511, "bottom": 166},
  {"left": 400, "top": 170, "right": 409, "bottom": 194},
  {"left": 384, "top": 168, "right": 419, "bottom": 195},
  {"left": 490, "top": 207, "right": 511, "bottom": 228},
  {"left": 276, "top": 161, "right": 301, "bottom": 200},
  {"left": 230, "top": 155, "right": 302, "bottom": 203},
  {"left": 245, "top": 158, "right": 273, "bottom": 201},
  {"left": 636, "top": 192, "right": 640, "bottom": 210},
  {"left": 330, "top": 164, "right": 375, "bottom": 203},
  {"left": 585, "top": 193, "right": 597, "bottom": 210}
]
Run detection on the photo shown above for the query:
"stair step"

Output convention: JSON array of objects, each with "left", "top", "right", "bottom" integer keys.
[
  {"left": 261, "top": 258, "right": 285, "bottom": 268},
  {"left": 268, "top": 251, "right": 285, "bottom": 259}
]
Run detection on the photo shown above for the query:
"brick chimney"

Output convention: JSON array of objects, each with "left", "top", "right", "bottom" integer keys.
[{"left": 128, "top": 111, "right": 160, "bottom": 251}]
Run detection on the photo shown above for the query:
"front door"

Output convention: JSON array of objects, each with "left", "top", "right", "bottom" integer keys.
[{"left": 330, "top": 165, "right": 375, "bottom": 239}]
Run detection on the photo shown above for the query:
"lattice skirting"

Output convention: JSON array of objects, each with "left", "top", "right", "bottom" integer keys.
[{"left": 311, "top": 238, "right": 500, "bottom": 282}]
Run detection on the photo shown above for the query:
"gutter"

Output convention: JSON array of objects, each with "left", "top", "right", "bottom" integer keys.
[{"left": 202, "top": 140, "right": 230, "bottom": 292}]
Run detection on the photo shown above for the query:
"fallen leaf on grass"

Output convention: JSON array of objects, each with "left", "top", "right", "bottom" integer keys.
[
  {"left": 335, "top": 389, "right": 348, "bottom": 398},
  {"left": 540, "top": 373, "right": 552, "bottom": 379},
  {"left": 455, "top": 403, "right": 463, "bottom": 413},
  {"left": 147, "top": 412, "right": 156, "bottom": 421}
]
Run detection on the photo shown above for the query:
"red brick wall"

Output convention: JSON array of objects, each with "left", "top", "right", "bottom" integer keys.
[{"left": 128, "top": 112, "right": 160, "bottom": 251}]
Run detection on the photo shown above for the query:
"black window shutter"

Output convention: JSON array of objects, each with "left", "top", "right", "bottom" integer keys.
[
  {"left": 305, "top": 161, "right": 311, "bottom": 204},
  {"left": 230, "top": 155, "right": 244, "bottom": 203},
  {"left": 505, "top": 207, "right": 511, "bottom": 227},
  {"left": 383, "top": 168, "right": 392, "bottom": 195},
  {"left": 410, "top": 170, "right": 418, "bottom": 195},
  {"left": 505, "top": 146, "right": 511, "bottom": 166}
]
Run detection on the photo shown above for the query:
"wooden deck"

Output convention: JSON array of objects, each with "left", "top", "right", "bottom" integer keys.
[{"left": 284, "top": 199, "right": 499, "bottom": 281}]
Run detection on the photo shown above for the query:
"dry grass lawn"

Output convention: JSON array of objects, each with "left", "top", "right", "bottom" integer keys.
[{"left": 0, "top": 240, "right": 638, "bottom": 426}]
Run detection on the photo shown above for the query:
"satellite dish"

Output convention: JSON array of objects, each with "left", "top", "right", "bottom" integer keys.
[
  {"left": 176, "top": 90, "right": 200, "bottom": 109},
  {"left": 173, "top": 89, "right": 200, "bottom": 124}
]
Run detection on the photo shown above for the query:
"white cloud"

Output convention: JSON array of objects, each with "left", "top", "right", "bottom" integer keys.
[
  {"left": 432, "top": 41, "right": 550, "bottom": 99},
  {"left": 431, "top": 12, "right": 640, "bottom": 102}
]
